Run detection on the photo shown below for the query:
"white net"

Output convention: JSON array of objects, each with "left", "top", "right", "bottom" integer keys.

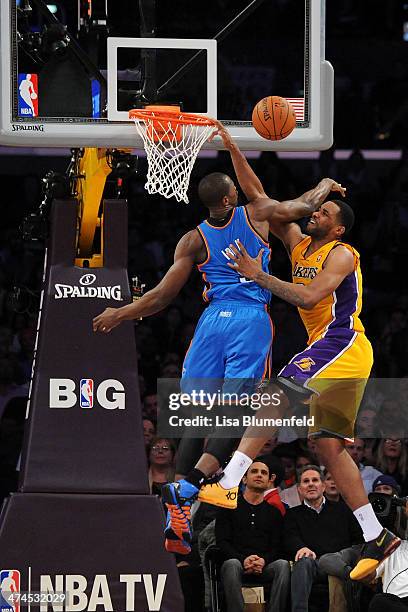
[{"left": 132, "top": 112, "right": 214, "bottom": 203}]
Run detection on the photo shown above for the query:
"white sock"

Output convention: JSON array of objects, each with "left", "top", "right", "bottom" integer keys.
[
  {"left": 353, "top": 503, "right": 383, "bottom": 542},
  {"left": 219, "top": 451, "right": 253, "bottom": 489}
]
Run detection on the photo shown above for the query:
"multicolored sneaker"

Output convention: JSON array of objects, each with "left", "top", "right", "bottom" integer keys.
[
  {"left": 349, "top": 528, "right": 401, "bottom": 581},
  {"left": 198, "top": 481, "right": 238, "bottom": 509},
  {"left": 164, "top": 510, "right": 192, "bottom": 555},
  {"left": 162, "top": 480, "right": 199, "bottom": 555}
]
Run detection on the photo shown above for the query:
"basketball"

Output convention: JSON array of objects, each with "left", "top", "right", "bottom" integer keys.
[
  {"left": 251, "top": 96, "right": 296, "bottom": 141},
  {"left": 30, "top": 92, "right": 37, "bottom": 99}
]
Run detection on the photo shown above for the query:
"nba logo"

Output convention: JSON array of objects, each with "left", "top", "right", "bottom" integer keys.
[
  {"left": 0, "top": 569, "right": 20, "bottom": 612},
  {"left": 17, "top": 74, "right": 39, "bottom": 117},
  {"left": 80, "top": 379, "right": 94, "bottom": 408}
]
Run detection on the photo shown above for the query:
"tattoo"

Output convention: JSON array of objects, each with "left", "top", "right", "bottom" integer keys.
[{"left": 254, "top": 270, "right": 309, "bottom": 308}]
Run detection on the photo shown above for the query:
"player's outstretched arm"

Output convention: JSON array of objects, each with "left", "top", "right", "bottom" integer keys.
[
  {"left": 273, "top": 177, "right": 346, "bottom": 223},
  {"left": 227, "top": 241, "right": 355, "bottom": 310},
  {"left": 93, "top": 231, "right": 200, "bottom": 333},
  {"left": 211, "top": 119, "right": 268, "bottom": 201},
  {"left": 251, "top": 177, "right": 346, "bottom": 254}
]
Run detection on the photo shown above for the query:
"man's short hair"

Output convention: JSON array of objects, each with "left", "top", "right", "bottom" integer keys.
[
  {"left": 330, "top": 199, "right": 355, "bottom": 235},
  {"left": 296, "top": 464, "right": 324, "bottom": 484},
  {"left": 198, "top": 172, "right": 232, "bottom": 207},
  {"left": 255, "top": 454, "right": 285, "bottom": 484}
]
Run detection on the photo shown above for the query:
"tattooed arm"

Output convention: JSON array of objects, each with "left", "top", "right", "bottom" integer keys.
[{"left": 227, "top": 241, "right": 355, "bottom": 310}]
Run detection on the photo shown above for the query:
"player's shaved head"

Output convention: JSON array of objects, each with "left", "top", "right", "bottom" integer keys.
[{"left": 198, "top": 172, "right": 234, "bottom": 208}]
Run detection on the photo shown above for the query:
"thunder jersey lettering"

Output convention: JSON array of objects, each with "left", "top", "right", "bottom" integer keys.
[
  {"left": 291, "top": 236, "right": 365, "bottom": 344},
  {"left": 197, "top": 206, "right": 271, "bottom": 304}
]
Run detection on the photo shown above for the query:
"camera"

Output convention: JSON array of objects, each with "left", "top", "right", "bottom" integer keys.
[{"left": 369, "top": 492, "right": 408, "bottom": 518}]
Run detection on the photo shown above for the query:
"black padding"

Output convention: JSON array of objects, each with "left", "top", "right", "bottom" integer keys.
[{"left": 275, "top": 375, "right": 314, "bottom": 405}]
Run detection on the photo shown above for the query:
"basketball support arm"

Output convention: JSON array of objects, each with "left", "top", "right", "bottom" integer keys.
[
  {"left": 74, "top": 148, "right": 111, "bottom": 267},
  {"left": 73, "top": 147, "right": 135, "bottom": 268}
]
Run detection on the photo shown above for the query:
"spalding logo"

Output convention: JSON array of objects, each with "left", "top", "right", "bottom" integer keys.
[
  {"left": 79, "top": 274, "right": 97, "bottom": 286},
  {"left": 12, "top": 124, "right": 45, "bottom": 131}
]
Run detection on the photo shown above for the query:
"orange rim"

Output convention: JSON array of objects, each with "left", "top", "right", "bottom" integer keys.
[{"left": 129, "top": 105, "right": 216, "bottom": 127}]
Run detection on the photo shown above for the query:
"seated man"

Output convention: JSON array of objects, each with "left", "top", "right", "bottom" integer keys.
[
  {"left": 284, "top": 466, "right": 363, "bottom": 612},
  {"left": 215, "top": 459, "right": 290, "bottom": 612},
  {"left": 280, "top": 451, "right": 317, "bottom": 509},
  {"left": 369, "top": 495, "right": 408, "bottom": 612},
  {"left": 319, "top": 475, "right": 402, "bottom": 580}
]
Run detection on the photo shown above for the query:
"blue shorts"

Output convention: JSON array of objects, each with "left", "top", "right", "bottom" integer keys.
[{"left": 181, "top": 301, "right": 273, "bottom": 395}]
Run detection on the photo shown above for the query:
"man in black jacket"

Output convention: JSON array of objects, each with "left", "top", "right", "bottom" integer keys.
[
  {"left": 284, "top": 465, "right": 363, "bottom": 612},
  {"left": 215, "top": 460, "right": 290, "bottom": 612}
]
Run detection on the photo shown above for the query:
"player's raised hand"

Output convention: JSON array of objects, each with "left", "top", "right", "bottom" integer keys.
[
  {"left": 208, "top": 118, "right": 234, "bottom": 150},
  {"left": 93, "top": 307, "right": 121, "bottom": 333},
  {"left": 321, "top": 177, "right": 346, "bottom": 197},
  {"left": 227, "top": 240, "right": 264, "bottom": 280}
]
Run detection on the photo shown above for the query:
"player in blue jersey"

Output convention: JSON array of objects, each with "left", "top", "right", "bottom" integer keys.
[{"left": 93, "top": 121, "right": 344, "bottom": 553}]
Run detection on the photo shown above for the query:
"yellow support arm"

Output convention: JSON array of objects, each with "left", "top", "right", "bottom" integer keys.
[{"left": 75, "top": 147, "right": 111, "bottom": 267}]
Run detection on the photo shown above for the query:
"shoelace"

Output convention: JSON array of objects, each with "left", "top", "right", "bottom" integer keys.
[
  {"left": 168, "top": 504, "right": 191, "bottom": 538},
  {"left": 202, "top": 472, "right": 224, "bottom": 486}
]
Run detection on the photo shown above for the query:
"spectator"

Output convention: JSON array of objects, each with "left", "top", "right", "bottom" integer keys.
[
  {"left": 148, "top": 437, "right": 176, "bottom": 496},
  {"left": 280, "top": 452, "right": 317, "bottom": 508},
  {"left": 143, "top": 393, "right": 158, "bottom": 421},
  {"left": 332, "top": 475, "right": 408, "bottom": 611},
  {"left": 284, "top": 466, "right": 363, "bottom": 612},
  {"left": 298, "top": 437, "right": 319, "bottom": 458},
  {"left": 346, "top": 438, "right": 383, "bottom": 493},
  {"left": 216, "top": 460, "right": 290, "bottom": 612},
  {"left": 368, "top": 501, "right": 408, "bottom": 611},
  {"left": 142, "top": 417, "right": 156, "bottom": 450},
  {"left": 356, "top": 407, "right": 378, "bottom": 438},
  {"left": 372, "top": 474, "right": 401, "bottom": 497},
  {"left": 160, "top": 362, "right": 182, "bottom": 378},
  {"left": 259, "top": 454, "right": 286, "bottom": 516},
  {"left": 323, "top": 470, "right": 340, "bottom": 503},
  {"left": 377, "top": 399, "right": 404, "bottom": 437},
  {"left": 319, "top": 475, "right": 399, "bottom": 580},
  {"left": 355, "top": 407, "right": 379, "bottom": 464},
  {"left": 375, "top": 438, "right": 408, "bottom": 496},
  {"left": 273, "top": 445, "right": 297, "bottom": 489},
  {"left": 259, "top": 437, "right": 278, "bottom": 456}
]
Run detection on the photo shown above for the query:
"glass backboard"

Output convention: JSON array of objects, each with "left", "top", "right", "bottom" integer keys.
[{"left": 0, "top": 0, "right": 333, "bottom": 150}]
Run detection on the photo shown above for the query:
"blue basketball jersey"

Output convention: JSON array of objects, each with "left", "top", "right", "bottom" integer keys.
[{"left": 196, "top": 206, "right": 271, "bottom": 304}]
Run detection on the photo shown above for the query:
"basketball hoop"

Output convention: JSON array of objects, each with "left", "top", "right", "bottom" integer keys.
[{"left": 129, "top": 106, "right": 216, "bottom": 203}]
